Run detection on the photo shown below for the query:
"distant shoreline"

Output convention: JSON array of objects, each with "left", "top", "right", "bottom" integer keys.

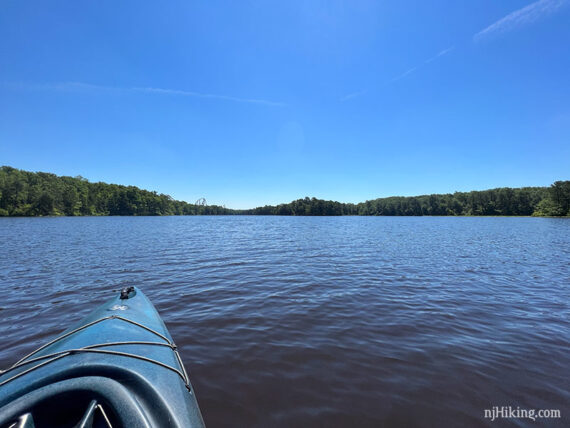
[
  {"left": 1, "top": 214, "right": 566, "bottom": 219},
  {"left": 1, "top": 166, "right": 569, "bottom": 218}
]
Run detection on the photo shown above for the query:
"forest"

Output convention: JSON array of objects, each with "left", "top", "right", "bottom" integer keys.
[
  {"left": 0, "top": 166, "right": 233, "bottom": 216},
  {"left": 1, "top": 166, "right": 569, "bottom": 217},
  {"left": 246, "top": 185, "right": 567, "bottom": 216}
]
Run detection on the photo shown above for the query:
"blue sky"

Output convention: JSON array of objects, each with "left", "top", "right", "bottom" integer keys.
[{"left": 1, "top": 0, "right": 569, "bottom": 209}]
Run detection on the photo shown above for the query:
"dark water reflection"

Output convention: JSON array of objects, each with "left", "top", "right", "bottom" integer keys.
[{"left": 1, "top": 216, "right": 569, "bottom": 427}]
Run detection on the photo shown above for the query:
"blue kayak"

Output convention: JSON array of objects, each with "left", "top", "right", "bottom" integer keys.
[{"left": 0, "top": 287, "right": 205, "bottom": 427}]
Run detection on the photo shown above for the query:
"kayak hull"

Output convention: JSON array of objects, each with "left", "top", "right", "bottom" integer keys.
[{"left": 0, "top": 287, "right": 205, "bottom": 427}]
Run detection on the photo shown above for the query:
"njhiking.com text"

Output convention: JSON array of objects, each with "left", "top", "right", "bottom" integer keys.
[{"left": 484, "top": 406, "right": 561, "bottom": 422}]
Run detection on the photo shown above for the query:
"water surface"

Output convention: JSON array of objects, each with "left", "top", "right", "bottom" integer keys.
[{"left": 1, "top": 216, "right": 568, "bottom": 427}]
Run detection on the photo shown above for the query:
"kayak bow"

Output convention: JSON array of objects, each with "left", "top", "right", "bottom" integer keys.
[{"left": 0, "top": 286, "right": 205, "bottom": 427}]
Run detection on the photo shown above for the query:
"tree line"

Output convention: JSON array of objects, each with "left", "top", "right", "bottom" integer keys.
[
  {"left": 0, "top": 166, "right": 233, "bottom": 216},
  {"left": 1, "top": 166, "right": 568, "bottom": 217},
  {"left": 245, "top": 183, "right": 569, "bottom": 217}
]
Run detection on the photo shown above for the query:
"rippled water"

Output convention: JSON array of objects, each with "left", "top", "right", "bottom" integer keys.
[{"left": 0, "top": 216, "right": 569, "bottom": 427}]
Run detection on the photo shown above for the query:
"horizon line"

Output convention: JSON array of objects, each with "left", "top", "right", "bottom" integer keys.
[{"left": 0, "top": 165, "right": 562, "bottom": 211}]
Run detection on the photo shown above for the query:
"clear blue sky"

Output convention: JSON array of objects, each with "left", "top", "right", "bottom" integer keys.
[{"left": 1, "top": 1, "right": 569, "bottom": 209}]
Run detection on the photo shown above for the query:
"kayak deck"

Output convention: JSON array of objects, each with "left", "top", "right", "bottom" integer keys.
[{"left": 0, "top": 287, "right": 205, "bottom": 427}]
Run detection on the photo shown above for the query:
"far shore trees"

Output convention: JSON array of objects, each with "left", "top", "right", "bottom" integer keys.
[{"left": 0, "top": 166, "right": 568, "bottom": 217}]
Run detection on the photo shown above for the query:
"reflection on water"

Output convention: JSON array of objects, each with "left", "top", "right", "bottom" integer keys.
[{"left": 0, "top": 216, "right": 568, "bottom": 427}]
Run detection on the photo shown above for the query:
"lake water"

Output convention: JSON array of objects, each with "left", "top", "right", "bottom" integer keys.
[{"left": 0, "top": 216, "right": 568, "bottom": 427}]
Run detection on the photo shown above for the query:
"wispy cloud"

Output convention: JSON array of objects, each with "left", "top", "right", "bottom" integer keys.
[
  {"left": 5, "top": 81, "right": 286, "bottom": 107},
  {"left": 424, "top": 46, "right": 455, "bottom": 64},
  {"left": 340, "top": 89, "right": 367, "bottom": 102},
  {"left": 390, "top": 66, "right": 420, "bottom": 83},
  {"left": 132, "top": 86, "right": 286, "bottom": 107},
  {"left": 474, "top": 0, "right": 567, "bottom": 42},
  {"left": 340, "top": 45, "right": 455, "bottom": 99},
  {"left": 391, "top": 45, "right": 454, "bottom": 82}
]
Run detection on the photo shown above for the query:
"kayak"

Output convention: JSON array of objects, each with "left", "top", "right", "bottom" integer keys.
[{"left": 0, "top": 286, "right": 205, "bottom": 427}]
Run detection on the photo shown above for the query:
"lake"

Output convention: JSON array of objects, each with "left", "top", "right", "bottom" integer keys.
[{"left": 0, "top": 216, "right": 568, "bottom": 427}]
